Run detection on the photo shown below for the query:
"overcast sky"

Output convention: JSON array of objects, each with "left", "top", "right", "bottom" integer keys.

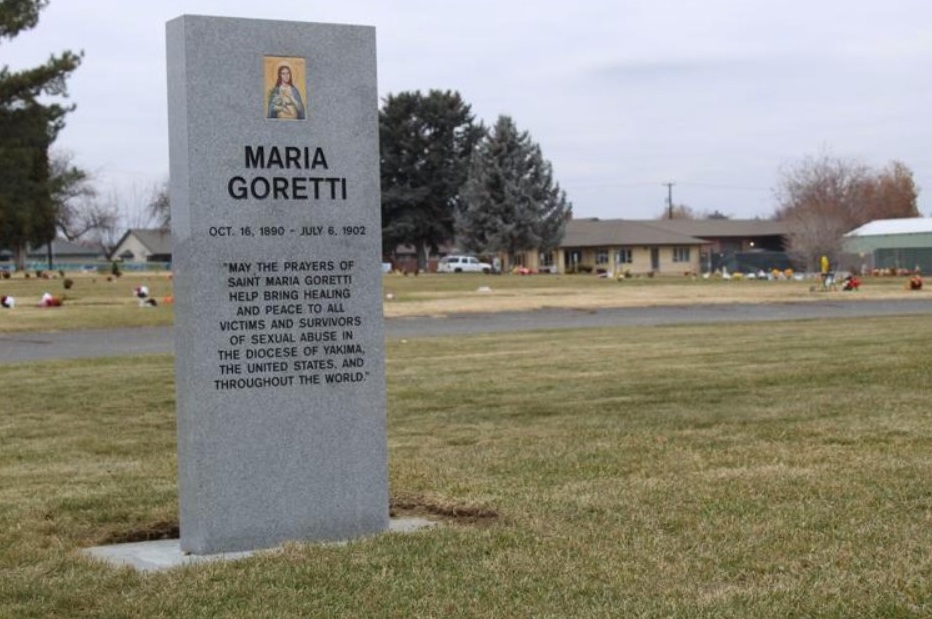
[{"left": 6, "top": 0, "right": 932, "bottom": 221}]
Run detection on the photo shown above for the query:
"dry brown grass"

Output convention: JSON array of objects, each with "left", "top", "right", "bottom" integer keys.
[
  {"left": 3, "top": 318, "right": 932, "bottom": 617},
  {"left": 382, "top": 274, "right": 926, "bottom": 317},
  {"left": 1, "top": 269, "right": 925, "bottom": 330}
]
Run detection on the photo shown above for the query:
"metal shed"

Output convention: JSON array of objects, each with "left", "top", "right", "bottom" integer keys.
[{"left": 843, "top": 218, "right": 932, "bottom": 273}]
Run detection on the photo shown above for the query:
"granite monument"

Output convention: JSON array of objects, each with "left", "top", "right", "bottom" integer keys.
[{"left": 166, "top": 15, "right": 387, "bottom": 554}]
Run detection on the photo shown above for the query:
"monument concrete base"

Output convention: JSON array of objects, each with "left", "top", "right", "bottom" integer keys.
[{"left": 83, "top": 518, "right": 437, "bottom": 572}]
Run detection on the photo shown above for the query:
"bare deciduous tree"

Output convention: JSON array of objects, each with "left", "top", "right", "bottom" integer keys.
[
  {"left": 655, "top": 205, "right": 732, "bottom": 220},
  {"left": 655, "top": 204, "right": 697, "bottom": 220},
  {"left": 774, "top": 154, "right": 920, "bottom": 270},
  {"left": 853, "top": 160, "right": 919, "bottom": 224},
  {"left": 81, "top": 184, "right": 165, "bottom": 255},
  {"left": 49, "top": 150, "right": 111, "bottom": 240},
  {"left": 146, "top": 179, "right": 170, "bottom": 228}
]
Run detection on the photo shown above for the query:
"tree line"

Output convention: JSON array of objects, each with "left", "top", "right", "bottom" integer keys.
[
  {"left": 662, "top": 155, "right": 920, "bottom": 270},
  {"left": 379, "top": 90, "right": 571, "bottom": 270},
  {"left": 380, "top": 87, "right": 921, "bottom": 273}
]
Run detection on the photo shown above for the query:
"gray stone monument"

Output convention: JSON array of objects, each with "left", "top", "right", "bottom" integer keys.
[{"left": 166, "top": 15, "right": 387, "bottom": 554}]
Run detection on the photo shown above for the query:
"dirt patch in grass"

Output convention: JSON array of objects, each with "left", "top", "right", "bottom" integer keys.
[
  {"left": 97, "top": 499, "right": 496, "bottom": 545},
  {"left": 103, "top": 520, "right": 180, "bottom": 544},
  {"left": 390, "top": 495, "right": 498, "bottom": 524}
]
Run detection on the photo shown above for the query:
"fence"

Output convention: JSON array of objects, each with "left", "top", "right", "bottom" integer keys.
[
  {"left": 872, "top": 248, "right": 932, "bottom": 274},
  {"left": 2, "top": 261, "right": 172, "bottom": 273}
]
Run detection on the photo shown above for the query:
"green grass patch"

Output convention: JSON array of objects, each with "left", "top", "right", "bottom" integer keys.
[
  {"left": 0, "top": 272, "right": 174, "bottom": 332},
  {"left": 2, "top": 318, "right": 932, "bottom": 617}
]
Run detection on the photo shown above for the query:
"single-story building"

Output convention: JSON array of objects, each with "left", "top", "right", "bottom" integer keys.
[
  {"left": 640, "top": 219, "right": 789, "bottom": 274},
  {"left": 110, "top": 229, "right": 172, "bottom": 264},
  {"left": 843, "top": 217, "right": 932, "bottom": 273},
  {"left": 526, "top": 218, "right": 707, "bottom": 275},
  {"left": 515, "top": 218, "right": 789, "bottom": 275}
]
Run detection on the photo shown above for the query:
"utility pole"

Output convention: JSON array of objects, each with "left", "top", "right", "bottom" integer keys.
[{"left": 663, "top": 182, "right": 675, "bottom": 219}]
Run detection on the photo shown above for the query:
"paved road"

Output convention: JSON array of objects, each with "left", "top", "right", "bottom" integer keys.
[{"left": 2, "top": 298, "right": 931, "bottom": 364}]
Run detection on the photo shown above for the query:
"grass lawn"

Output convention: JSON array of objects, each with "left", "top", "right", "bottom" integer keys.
[
  {"left": 381, "top": 272, "right": 927, "bottom": 316},
  {"left": 2, "top": 317, "right": 931, "bottom": 617},
  {"left": 0, "top": 269, "right": 925, "bottom": 332},
  {"left": 0, "top": 271, "right": 174, "bottom": 333}
]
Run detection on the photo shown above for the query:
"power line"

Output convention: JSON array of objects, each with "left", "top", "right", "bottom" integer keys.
[
  {"left": 564, "top": 179, "right": 770, "bottom": 192},
  {"left": 675, "top": 181, "right": 771, "bottom": 192}
]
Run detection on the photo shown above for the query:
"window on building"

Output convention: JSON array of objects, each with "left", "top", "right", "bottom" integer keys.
[
  {"left": 614, "top": 248, "right": 632, "bottom": 264},
  {"left": 595, "top": 248, "right": 609, "bottom": 265},
  {"left": 539, "top": 251, "right": 554, "bottom": 267},
  {"left": 673, "top": 247, "right": 691, "bottom": 263}
]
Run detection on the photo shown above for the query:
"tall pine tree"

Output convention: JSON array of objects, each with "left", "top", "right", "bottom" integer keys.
[
  {"left": 0, "top": 0, "right": 81, "bottom": 269},
  {"left": 379, "top": 90, "right": 483, "bottom": 270},
  {"left": 457, "top": 115, "right": 571, "bottom": 265}
]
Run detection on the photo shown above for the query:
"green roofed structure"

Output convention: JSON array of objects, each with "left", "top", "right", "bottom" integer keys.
[{"left": 843, "top": 218, "right": 932, "bottom": 273}]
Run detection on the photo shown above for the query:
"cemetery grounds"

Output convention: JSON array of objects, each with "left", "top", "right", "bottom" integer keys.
[{"left": 1, "top": 271, "right": 931, "bottom": 617}]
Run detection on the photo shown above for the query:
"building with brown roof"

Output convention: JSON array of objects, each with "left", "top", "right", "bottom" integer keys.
[{"left": 516, "top": 218, "right": 789, "bottom": 275}]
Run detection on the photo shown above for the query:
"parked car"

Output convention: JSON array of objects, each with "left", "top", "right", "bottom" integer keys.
[{"left": 437, "top": 255, "right": 492, "bottom": 274}]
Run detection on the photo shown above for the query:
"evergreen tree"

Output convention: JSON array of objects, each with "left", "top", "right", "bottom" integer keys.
[
  {"left": 457, "top": 115, "right": 571, "bottom": 264},
  {"left": 0, "top": 0, "right": 81, "bottom": 269},
  {"left": 0, "top": 105, "right": 54, "bottom": 264},
  {"left": 379, "top": 90, "right": 483, "bottom": 270}
]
